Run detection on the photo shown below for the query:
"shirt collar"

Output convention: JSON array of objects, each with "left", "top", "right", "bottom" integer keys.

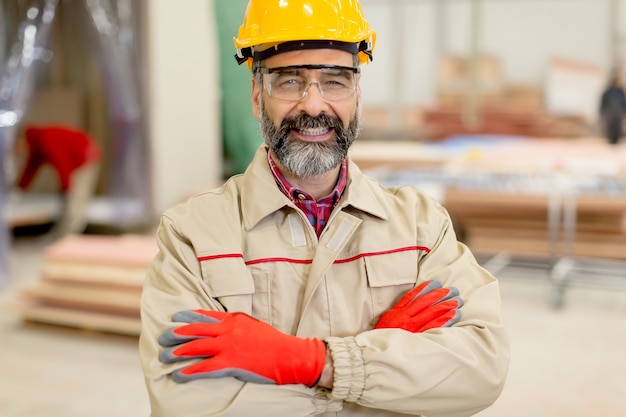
[{"left": 240, "top": 145, "right": 387, "bottom": 231}]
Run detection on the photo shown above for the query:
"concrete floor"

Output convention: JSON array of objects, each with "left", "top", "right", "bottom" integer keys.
[{"left": 1, "top": 236, "right": 625, "bottom": 417}]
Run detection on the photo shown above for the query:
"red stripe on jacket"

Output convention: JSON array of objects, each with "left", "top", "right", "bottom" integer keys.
[{"left": 197, "top": 246, "right": 430, "bottom": 265}]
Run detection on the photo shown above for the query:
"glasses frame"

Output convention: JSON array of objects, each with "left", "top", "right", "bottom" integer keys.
[{"left": 256, "top": 64, "right": 361, "bottom": 102}]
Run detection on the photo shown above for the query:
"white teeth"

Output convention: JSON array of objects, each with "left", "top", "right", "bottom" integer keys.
[{"left": 299, "top": 127, "right": 329, "bottom": 136}]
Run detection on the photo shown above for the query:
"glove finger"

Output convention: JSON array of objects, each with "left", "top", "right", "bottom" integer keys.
[
  {"left": 159, "top": 337, "right": 221, "bottom": 363},
  {"left": 160, "top": 345, "right": 189, "bottom": 363},
  {"left": 440, "top": 305, "right": 462, "bottom": 327},
  {"left": 175, "top": 322, "right": 227, "bottom": 337},
  {"left": 433, "top": 287, "right": 461, "bottom": 305},
  {"left": 417, "top": 305, "right": 462, "bottom": 332},
  {"left": 172, "top": 309, "right": 226, "bottom": 324},
  {"left": 404, "top": 287, "right": 455, "bottom": 316},
  {"left": 158, "top": 327, "right": 199, "bottom": 347},
  {"left": 436, "top": 295, "right": 463, "bottom": 310},
  {"left": 172, "top": 360, "right": 276, "bottom": 384},
  {"left": 418, "top": 296, "right": 462, "bottom": 323},
  {"left": 393, "top": 280, "right": 442, "bottom": 310},
  {"left": 410, "top": 280, "right": 442, "bottom": 301},
  {"left": 158, "top": 321, "right": 227, "bottom": 346},
  {"left": 403, "top": 297, "right": 461, "bottom": 332}
]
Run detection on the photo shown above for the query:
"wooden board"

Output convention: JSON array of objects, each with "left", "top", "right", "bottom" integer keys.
[
  {"left": 44, "top": 234, "right": 158, "bottom": 266},
  {"left": 14, "top": 304, "right": 141, "bottom": 336},
  {"left": 468, "top": 229, "right": 626, "bottom": 260},
  {"left": 21, "top": 282, "right": 141, "bottom": 316},
  {"left": 41, "top": 262, "right": 147, "bottom": 288}
]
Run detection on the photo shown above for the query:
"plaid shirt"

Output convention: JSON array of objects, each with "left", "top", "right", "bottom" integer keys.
[{"left": 268, "top": 151, "right": 347, "bottom": 237}]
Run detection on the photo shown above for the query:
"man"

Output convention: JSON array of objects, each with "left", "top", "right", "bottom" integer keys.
[
  {"left": 139, "top": 1, "right": 509, "bottom": 416},
  {"left": 600, "top": 70, "right": 626, "bottom": 145}
]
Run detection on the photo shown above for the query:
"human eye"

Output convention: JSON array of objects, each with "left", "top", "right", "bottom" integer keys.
[
  {"left": 272, "top": 71, "right": 305, "bottom": 90},
  {"left": 320, "top": 69, "right": 353, "bottom": 89}
]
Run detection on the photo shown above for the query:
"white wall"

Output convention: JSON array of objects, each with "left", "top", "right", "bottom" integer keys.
[
  {"left": 360, "top": 0, "right": 626, "bottom": 108},
  {"left": 144, "top": 0, "right": 222, "bottom": 216}
]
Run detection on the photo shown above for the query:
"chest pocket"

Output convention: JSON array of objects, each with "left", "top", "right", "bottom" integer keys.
[
  {"left": 365, "top": 249, "right": 419, "bottom": 318},
  {"left": 200, "top": 257, "right": 254, "bottom": 315}
]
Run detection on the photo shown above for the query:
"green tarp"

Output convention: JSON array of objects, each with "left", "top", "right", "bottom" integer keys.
[{"left": 213, "top": 0, "right": 262, "bottom": 176}]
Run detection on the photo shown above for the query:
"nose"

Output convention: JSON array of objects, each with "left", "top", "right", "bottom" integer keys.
[
  {"left": 298, "top": 81, "right": 328, "bottom": 116},
  {"left": 302, "top": 81, "right": 323, "bottom": 99}
]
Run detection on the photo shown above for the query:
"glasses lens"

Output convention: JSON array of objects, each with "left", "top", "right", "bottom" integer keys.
[{"left": 260, "top": 65, "right": 358, "bottom": 101}]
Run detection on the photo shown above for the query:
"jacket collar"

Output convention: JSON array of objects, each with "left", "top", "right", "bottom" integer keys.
[{"left": 241, "top": 145, "right": 388, "bottom": 231}]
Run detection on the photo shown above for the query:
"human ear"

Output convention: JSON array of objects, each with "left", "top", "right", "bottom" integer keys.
[{"left": 251, "top": 76, "right": 261, "bottom": 120}]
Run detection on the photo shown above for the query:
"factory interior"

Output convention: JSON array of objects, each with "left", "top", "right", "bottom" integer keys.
[{"left": 1, "top": 0, "right": 626, "bottom": 416}]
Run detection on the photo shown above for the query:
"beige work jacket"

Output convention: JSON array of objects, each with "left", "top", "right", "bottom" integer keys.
[{"left": 140, "top": 145, "right": 510, "bottom": 417}]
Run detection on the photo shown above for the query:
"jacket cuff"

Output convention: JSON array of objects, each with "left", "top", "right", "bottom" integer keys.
[{"left": 324, "top": 336, "right": 366, "bottom": 403}]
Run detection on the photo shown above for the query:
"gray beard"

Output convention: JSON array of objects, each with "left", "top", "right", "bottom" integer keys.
[{"left": 259, "top": 102, "right": 360, "bottom": 177}]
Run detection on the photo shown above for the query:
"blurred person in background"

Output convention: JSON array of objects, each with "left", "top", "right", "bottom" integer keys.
[
  {"left": 600, "top": 70, "right": 626, "bottom": 145},
  {"left": 15, "top": 125, "right": 101, "bottom": 193},
  {"left": 139, "top": 1, "right": 510, "bottom": 416},
  {"left": 11, "top": 124, "right": 101, "bottom": 237}
]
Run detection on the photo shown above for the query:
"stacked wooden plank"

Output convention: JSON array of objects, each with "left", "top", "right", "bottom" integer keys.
[
  {"left": 17, "top": 234, "right": 158, "bottom": 336},
  {"left": 444, "top": 189, "right": 626, "bottom": 260}
]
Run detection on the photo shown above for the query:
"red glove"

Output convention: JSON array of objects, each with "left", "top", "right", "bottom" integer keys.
[
  {"left": 375, "top": 280, "right": 463, "bottom": 332},
  {"left": 158, "top": 310, "right": 326, "bottom": 386}
]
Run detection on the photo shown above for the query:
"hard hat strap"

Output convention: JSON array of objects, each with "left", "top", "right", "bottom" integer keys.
[
  {"left": 235, "top": 39, "right": 372, "bottom": 66},
  {"left": 254, "top": 40, "right": 359, "bottom": 62},
  {"left": 358, "top": 39, "right": 374, "bottom": 62},
  {"left": 235, "top": 47, "right": 253, "bottom": 65}
]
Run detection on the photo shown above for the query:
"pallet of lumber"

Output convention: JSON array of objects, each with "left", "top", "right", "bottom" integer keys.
[{"left": 16, "top": 234, "right": 158, "bottom": 336}]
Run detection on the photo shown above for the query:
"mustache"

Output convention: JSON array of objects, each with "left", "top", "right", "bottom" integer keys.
[{"left": 279, "top": 113, "right": 343, "bottom": 132}]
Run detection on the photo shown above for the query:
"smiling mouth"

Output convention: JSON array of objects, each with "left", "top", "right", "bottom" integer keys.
[{"left": 294, "top": 127, "right": 332, "bottom": 136}]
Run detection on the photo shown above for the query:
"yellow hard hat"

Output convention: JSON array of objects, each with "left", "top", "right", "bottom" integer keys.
[{"left": 233, "top": 0, "right": 376, "bottom": 68}]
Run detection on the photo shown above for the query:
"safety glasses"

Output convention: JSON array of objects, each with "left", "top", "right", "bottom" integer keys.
[{"left": 256, "top": 64, "right": 360, "bottom": 102}]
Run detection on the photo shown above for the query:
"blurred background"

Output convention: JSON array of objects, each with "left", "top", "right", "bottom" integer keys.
[{"left": 1, "top": 0, "right": 625, "bottom": 416}]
